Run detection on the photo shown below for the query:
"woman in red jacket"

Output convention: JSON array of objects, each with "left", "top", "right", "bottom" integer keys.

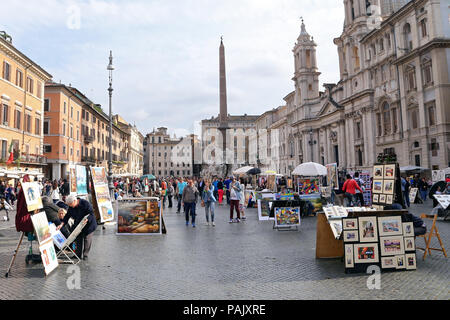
[{"left": 342, "top": 174, "right": 363, "bottom": 207}]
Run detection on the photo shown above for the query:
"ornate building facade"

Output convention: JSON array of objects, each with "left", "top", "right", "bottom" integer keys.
[{"left": 260, "top": 0, "right": 449, "bottom": 174}]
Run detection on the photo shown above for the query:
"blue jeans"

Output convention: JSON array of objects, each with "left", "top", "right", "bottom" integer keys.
[
  {"left": 403, "top": 191, "right": 410, "bottom": 207},
  {"left": 205, "top": 201, "right": 215, "bottom": 222},
  {"left": 185, "top": 202, "right": 196, "bottom": 224},
  {"left": 420, "top": 190, "right": 427, "bottom": 201}
]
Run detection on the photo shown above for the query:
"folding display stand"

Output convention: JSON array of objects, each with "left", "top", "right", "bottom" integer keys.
[
  {"left": 55, "top": 238, "right": 81, "bottom": 265},
  {"left": 269, "top": 200, "right": 301, "bottom": 232}
]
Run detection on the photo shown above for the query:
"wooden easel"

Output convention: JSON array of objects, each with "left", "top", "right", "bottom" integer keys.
[{"left": 417, "top": 214, "right": 447, "bottom": 260}]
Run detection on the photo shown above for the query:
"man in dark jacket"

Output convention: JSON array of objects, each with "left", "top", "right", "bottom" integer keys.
[{"left": 57, "top": 195, "right": 97, "bottom": 260}]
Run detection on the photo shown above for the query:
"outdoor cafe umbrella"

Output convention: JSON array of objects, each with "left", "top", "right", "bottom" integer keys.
[
  {"left": 292, "top": 162, "right": 327, "bottom": 176},
  {"left": 233, "top": 166, "right": 255, "bottom": 175},
  {"left": 140, "top": 174, "right": 156, "bottom": 181},
  {"left": 400, "top": 165, "right": 429, "bottom": 173},
  {"left": 247, "top": 168, "right": 261, "bottom": 175}
]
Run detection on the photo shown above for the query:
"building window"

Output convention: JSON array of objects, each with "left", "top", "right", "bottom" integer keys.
[
  {"left": 62, "top": 146, "right": 66, "bottom": 155},
  {"left": 63, "top": 102, "right": 66, "bottom": 114},
  {"left": 2, "top": 61, "right": 10, "bottom": 81},
  {"left": 403, "top": 23, "right": 412, "bottom": 51},
  {"left": 378, "top": 38, "right": 384, "bottom": 52},
  {"left": 353, "top": 46, "right": 360, "bottom": 71},
  {"left": 44, "top": 99, "right": 50, "bottom": 112},
  {"left": 415, "top": 154, "right": 420, "bottom": 167},
  {"left": 71, "top": 106, "right": 73, "bottom": 118},
  {"left": 422, "top": 59, "right": 433, "bottom": 86},
  {"left": 428, "top": 104, "right": 436, "bottom": 126},
  {"left": 430, "top": 138, "right": 439, "bottom": 157},
  {"left": 14, "top": 110, "right": 21, "bottom": 130},
  {"left": 26, "top": 76, "right": 34, "bottom": 94},
  {"left": 44, "top": 145, "right": 52, "bottom": 153},
  {"left": 376, "top": 113, "right": 382, "bottom": 136},
  {"left": 382, "top": 102, "right": 391, "bottom": 135},
  {"left": 392, "top": 108, "right": 398, "bottom": 133},
  {"left": 411, "top": 109, "right": 418, "bottom": 129},
  {"left": 63, "top": 123, "right": 66, "bottom": 136},
  {"left": 420, "top": 19, "right": 427, "bottom": 37},
  {"left": 43, "top": 120, "right": 50, "bottom": 134},
  {"left": 2, "top": 104, "right": 9, "bottom": 126},
  {"left": 16, "top": 69, "right": 23, "bottom": 88},
  {"left": 405, "top": 66, "right": 416, "bottom": 91},
  {"left": 25, "top": 114, "right": 31, "bottom": 133},
  {"left": 356, "top": 122, "right": 361, "bottom": 139}
]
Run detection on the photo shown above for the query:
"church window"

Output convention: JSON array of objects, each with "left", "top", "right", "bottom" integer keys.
[{"left": 382, "top": 102, "right": 391, "bottom": 135}]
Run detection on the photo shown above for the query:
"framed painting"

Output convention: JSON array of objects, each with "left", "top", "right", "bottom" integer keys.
[
  {"left": 345, "top": 244, "right": 354, "bottom": 268},
  {"left": 343, "top": 230, "right": 359, "bottom": 242},
  {"left": 386, "top": 195, "right": 393, "bottom": 205},
  {"left": 396, "top": 255, "right": 406, "bottom": 269},
  {"left": 358, "top": 216, "right": 378, "bottom": 242},
  {"left": 274, "top": 207, "right": 300, "bottom": 228},
  {"left": 380, "top": 236, "right": 405, "bottom": 256},
  {"left": 372, "top": 194, "right": 379, "bottom": 203},
  {"left": 354, "top": 243, "right": 379, "bottom": 264},
  {"left": 378, "top": 216, "right": 403, "bottom": 236},
  {"left": 404, "top": 237, "right": 415, "bottom": 251},
  {"left": 381, "top": 256, "right": 397, "bottom": 269},
  {"left": 343, "top": 218, "right": 358, "bottom": 230},
  {"left": 406, "top": 253, "right": 417, "bottom": 270},
  {"left": 383, "top": 180, "right": 395, "bottom": 195},
  {"left": 31, "top": 211, "right": 51, "bottom": 245},
  {"left": 402, "top": 222, "right": 414, "bottom": 237},
  {"left": 373, "top": 180, "right": 383, "bottom": 194},
  {"left": 373, "top": 165, "right": 384, "bottom": 179},
  {"left": 379, "top": 194, "right": 386, "bottom": 204},
  {"left": 383, "top": 164, "right": 395, "bottom": 180}
]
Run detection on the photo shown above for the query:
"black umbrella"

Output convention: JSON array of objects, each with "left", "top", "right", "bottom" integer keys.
[
  {"left": 247, "top": 168, "right": 261, "bottom": 175},
  {"left": 430, "top": 181, "right": 447, "bottom": 198}
]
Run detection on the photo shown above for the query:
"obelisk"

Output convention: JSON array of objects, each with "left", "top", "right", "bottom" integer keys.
[{"left": 218, "top": 37, "right": 229, "bottom": 175}]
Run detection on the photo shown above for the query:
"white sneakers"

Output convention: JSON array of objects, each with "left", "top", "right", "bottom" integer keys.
[
  {"left": 204, "top": 222, "right": 210, "bottom": 226},
  {"left": 204, "top": 222, "right": 216, "bottom": 226}
]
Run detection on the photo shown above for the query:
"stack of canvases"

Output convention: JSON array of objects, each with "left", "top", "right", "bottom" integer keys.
[
  {"left": 342, "top": 215, "right": 417, "bottom": 273},
  {"left": 372, "top": 164, "right": 396, "bottom": 210}
]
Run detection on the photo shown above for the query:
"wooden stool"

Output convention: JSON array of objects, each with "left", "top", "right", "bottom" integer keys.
[{"left": 416, "top": 214, "right": 447, "bottom": 260}]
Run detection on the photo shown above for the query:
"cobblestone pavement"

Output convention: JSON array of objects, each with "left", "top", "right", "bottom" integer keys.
[{"left": 0, "top": 199, "right": 448, "bottom": 300}]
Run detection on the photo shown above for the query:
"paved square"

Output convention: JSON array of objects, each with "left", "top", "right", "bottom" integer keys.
[{"left": 0, "top": 200, "right": 449, "bottom": 300}]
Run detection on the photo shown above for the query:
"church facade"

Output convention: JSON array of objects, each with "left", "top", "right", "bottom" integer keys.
[{"left": 201, "top": 0, "right": 450, "bottom": 177}]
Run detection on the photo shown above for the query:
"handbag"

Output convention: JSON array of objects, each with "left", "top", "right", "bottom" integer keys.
[{"left": 201, "top": 200, "right": 205, "bottom": 207}]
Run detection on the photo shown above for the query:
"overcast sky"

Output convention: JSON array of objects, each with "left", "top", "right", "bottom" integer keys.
[{"left": 2, "top": 0, "right": 344, "bottom": 138}]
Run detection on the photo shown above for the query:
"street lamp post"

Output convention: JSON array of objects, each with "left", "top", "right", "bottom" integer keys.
[{"left": 107, "top": 51, "right": 114, "bottom": 197}]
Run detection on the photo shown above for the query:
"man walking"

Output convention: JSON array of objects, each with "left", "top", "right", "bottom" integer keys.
[
  {"left": 229, "top": 177, "right": 242, "bottom": 223},
  {"left": 354, "top": 172, "right": 365, "bottom": 206},
  {"left": 342, "top": 174, "right": 363, "bottom": 207},
  {"left": 401, "top": 175, "right": 410, "bottom": 208},
  {"left": 224, "top": 177, "right": 232, "bottom": 205},
  {"left": 176, "top": 178, "right": 187, "bottom": 214},
  {"left": 182, "top": 179, "right": 199, "bottom": 228}
]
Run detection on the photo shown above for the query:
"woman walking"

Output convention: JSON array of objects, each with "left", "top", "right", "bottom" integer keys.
[
  {"left": 51, "top": 181, "right": 61, "bottom": 204},
  {"left": 217, "top": 178, "right": 224, "bottom": 205},
  {"left": 202, "top": 180, "right": 217, "bottom": 226}
]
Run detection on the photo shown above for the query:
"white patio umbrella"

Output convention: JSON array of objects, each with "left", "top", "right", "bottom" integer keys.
[
  {"left": 400, "top": 165, "right": 429, "bottom": 172},
  {"left": 292, "top": 162, "right": 327, "bottom": 176},
  {"left": 233, "top": 166, "right": 255, "bottom": 175}
]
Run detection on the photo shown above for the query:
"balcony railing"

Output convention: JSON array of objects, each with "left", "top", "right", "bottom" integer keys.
[
  {"left": 19, "top": 154, "right": 47, "bottom": 164},
  {"left": 84, "top": 135, "right": 95, "bottom": 144},
  {"left": 81, "top": 156, "right": 97, "bottom": 163}
]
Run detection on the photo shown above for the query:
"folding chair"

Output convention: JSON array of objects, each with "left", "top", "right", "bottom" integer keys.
[{"left": 416, "top": 214, "right": 447, "bottom": 260}]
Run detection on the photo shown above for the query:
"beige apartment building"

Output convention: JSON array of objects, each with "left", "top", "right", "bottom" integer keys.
[
  {"left": 0, "top": 32, "right": 52, "bottom": 174},
  {"left": 113, "top": 114, "right": 144, "bottom": 176},
  {"left": 144, "top": 127, "right": 195, "bottom": 177}
]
